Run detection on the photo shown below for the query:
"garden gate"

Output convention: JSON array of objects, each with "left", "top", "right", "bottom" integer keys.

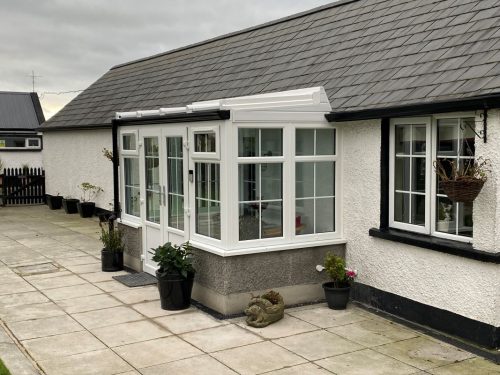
[{"left": 0, "top": 168, "right": 46, "bottom": 206}]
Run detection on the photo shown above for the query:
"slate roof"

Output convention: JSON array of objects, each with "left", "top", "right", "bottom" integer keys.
[
  {"left": 0, "top": 92, "right": 45, "bottom": 130},
  {"left": 43, "top": 0, "right": 500, "bottom": 129}
]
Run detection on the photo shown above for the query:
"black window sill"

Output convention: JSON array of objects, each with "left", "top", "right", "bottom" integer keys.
[{"left": 369, "top": 228, "right": 500, "bottom": 264}]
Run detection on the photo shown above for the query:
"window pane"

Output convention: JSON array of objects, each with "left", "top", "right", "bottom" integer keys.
[
  {"left": 262, "top": 201, "right": 283, "bottom": 238},
  {"left": 239, "top": 164, "right": 258, "bottom": 201},
  {"left": 145, "top": 158, "right": 159, "bottom": 190},
  {"left": 461, "top": 118, "right": 475, "bottom": 157},
  {"left": 296, "top": 129, "right": 314, "bottom": 156},
  {"left": 395, "top": 157, "right": 410, "bottom": 191},
  {"left": 458, "top": 201, "right": 473, "bottom": 237},
  {"left": 316, "top": 162, "right": 335, "bottom": 197},
  {"left": 28, "top": 139, "right": 40, "bottom": 147},
  {"left": 436, "top": 196, "right": 455, "bottom": 234},
  {"left": 123, "top": 134, "right": 136, "bottom": 150},
  {"left": 296, "top": 199, "right": 314, "bottom": 235},
  {"left": 168, "top": 195, "right": 184, "bottom": 230},
  {"left": 145, "top": 137, "right": 158, "bottom": 157},
  {"left": 239, "top": 203, "right": 260, "bottom": 241},
  {"left": 316, "top": 197, "right": 335, "bottom": 233},
  {"left": 261, "top": 129, "right": 282, "bottom": 156},
  {"left": 261, "top": 164, "right": 282, "bottom": 200},
  {"left": 125, "top": 186, "right": 140, "bottom": 217},
  {"left": 411, "top": 194, "right": 425, "bottom": 225},
  {"left": 437, "top": 119, "right": 458, "bottom": 156},
  {"left": 124, "top": 158, "right": 140, "bottom": 217},
  {"left": 195, "top": 199, "right": 209, "bottom": 237},
  {"left": 167, "top": 137, "right": 182, "bottom": 157},
  {"left": 238, "top": 128, "right": 258, "bottom": 157},
  {"left": 412, "top": 126, "right": 426, "bottom": 154},
  {"left": 146, "top": 191, "right": 160, "bottom": 223},
  {"left": 296, "top": 162, "right": 314, "bottom": 198},
  {"left": 394, "top": 192, "right": 410, "bottom": 223},
  {"left": 195, "top": 132, "right": 216, "bottom": 153},
  {"left": 195, "top": 163, "right": 220, "bottom": 240},
  {"left": 209, "top": 201, "right": 221, "bottom": 239},
  {"left": 316, "top": 129, "right": 335, "bottom": 155},
  {"left": 436, "top": 158, "right": 452, "bottom": 194},
  {"left": 412, "top": 157, "right": 426, "bottom": 193},
  {"left": 395, "top": 125, "right": 410, "bottom": 155}
]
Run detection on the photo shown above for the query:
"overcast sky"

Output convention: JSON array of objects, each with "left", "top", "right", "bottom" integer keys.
[{"left": 1, "top": 0, "right": 332, "bottom": 119}]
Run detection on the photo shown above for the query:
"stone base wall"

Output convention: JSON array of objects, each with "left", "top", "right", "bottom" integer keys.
[{"left": 118, "top": 223, "right": 142, "bottom": 271}]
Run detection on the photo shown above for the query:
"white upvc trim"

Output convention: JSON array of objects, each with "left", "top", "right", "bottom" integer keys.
[
  {"left": 117, "top": 218, "right": 142, "bottom": 229},
  {"left": 120, "top": 129, "right": 139, "bottom": 156},
  {"left": 190, "top": 125, "right": 220, "bottom": 160}
]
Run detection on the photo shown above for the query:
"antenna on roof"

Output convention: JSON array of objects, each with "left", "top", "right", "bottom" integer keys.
[{"left": 28, "top": 70, "right": 42, "bottom": 92}]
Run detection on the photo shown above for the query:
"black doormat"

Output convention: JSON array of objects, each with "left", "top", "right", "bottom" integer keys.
[{"left": 113, "top": 272, "right": 157, "bottom": 287}]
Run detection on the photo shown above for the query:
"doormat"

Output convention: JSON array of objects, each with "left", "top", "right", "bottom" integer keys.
[{"left": 113, "top": 272, "right": 157, "bottom": 287}]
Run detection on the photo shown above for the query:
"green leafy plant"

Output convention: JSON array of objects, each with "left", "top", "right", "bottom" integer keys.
[
  {"left": 434, "top": 157, "right": 490, "bottom": 183},
  {"left": 324, "top": 253, "right": 357, "bottom": 288},
  {"left": 102, "top": 147, "right": 113, "bottom": 161},
  {"left": 78, "top": 182, "right": 103, "bottom": 202},
  {"left": 0, "top": 358, "right": 11, "bottom": 375},
  {"left": 99, "top": 221, "right": 124, "bottom": 252},
  {"left": 152, "top": 242, "right": 194, "bottom": 278}
]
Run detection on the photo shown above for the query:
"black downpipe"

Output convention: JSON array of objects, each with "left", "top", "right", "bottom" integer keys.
[{"left": 111, "top": 119, "right": 120, "bottom": 218}]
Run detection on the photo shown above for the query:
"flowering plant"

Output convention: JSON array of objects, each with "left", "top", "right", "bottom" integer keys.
[
  {"left": 345, "top": 268, "right": 358, "bottom": 283},
  {"left": 324, "top": 253, "right": 358, "bottom": 287}
]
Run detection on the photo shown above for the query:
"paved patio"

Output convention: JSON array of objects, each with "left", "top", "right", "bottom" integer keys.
[{"left": 0, "top": 205, "right": 497, "bottom": 375}]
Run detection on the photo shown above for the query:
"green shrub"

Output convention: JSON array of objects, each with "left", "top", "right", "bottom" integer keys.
[
  {"left": 99, "top": 226, "right": 124, "bottom": 252},
  {"left": 324, "top": 252, "right": 346, "bottom": 287},
  {"left": 152, "top": 242, "right": 194, "bottom": 278},
  {"left": 0, "top": 358, "right": 11, "bottom": 375}
]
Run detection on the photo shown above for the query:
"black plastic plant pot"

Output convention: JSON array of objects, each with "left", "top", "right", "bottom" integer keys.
[
  {"left": 323, "top": 282, "right": 351, "bottom": 310},
  {"left": 62, "top": 199, "right": 79, "bottom": 214},
  {"left": 47, "top": 195, "right": 63, "bottom": 210},
  {"left": 156, "top": 271, "right": 195, "bottom": 310},
  {"left": 101, "top": 249, "right": 124, "bottom": 272},
  {"left": 77, "top": 202, "right": 95, "bottom": 218}
]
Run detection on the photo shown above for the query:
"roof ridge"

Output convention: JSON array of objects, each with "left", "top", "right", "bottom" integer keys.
[
  {"left": 111, "top": 0, "right": 359, "bottom": 70},
  {"left": 0, "top": 91, "right": 35, "bottom": 95}
]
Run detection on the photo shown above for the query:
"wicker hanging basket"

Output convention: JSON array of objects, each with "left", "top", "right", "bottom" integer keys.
[{"left": 440, "top": 178, "right": 485, "bottom": 203}]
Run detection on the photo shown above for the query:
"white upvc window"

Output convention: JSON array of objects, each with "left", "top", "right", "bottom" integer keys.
[
  {"left": 120, "top": 131, "right": 141, "bottom": 220},
  {"left": 389, "top": 114, "right": 476, "bottom": 242},
  {"left": 191, "top": 126, "right": 220, "bottom": 160}
]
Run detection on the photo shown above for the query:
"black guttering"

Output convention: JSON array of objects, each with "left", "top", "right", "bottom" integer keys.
[
  {"left": 114, "top": 110, "right": 230, "bottom": 126},
  {"left": 325, "top": 93, "right": 500, "bottom": 121},
  {"left": 111, "top": 119, "right": 120, "bottom": 217},
  {"left": 40, "top": 124, "right": 112, "bottom": 132}
]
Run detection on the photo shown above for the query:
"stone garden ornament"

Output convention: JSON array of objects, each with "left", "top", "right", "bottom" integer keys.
[{"left": 245, "top": 290, "right": 284, "bottom": 328}]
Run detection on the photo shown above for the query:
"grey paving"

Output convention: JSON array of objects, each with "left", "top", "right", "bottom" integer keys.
[{"left": 0, "top": 205, "right": 497, "bottom": 375}]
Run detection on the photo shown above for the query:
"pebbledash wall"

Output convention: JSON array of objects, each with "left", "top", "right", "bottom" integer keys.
[
  {"left": 0, "top": 151, "right": 42, "bottom": 169},
  {"left": 43, "top": 129, "right": 113, "bottom": 208},
  {"left": 340, "top": 113, "right": 500, "bottom": 331}
]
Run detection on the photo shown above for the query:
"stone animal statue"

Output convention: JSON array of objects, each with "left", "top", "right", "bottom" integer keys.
[{"left": 244, "top": 291, "right": 284, "bottom": 328}]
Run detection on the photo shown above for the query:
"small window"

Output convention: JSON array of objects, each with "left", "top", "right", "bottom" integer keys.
[
  {"left": 0, "top": 136, "right": 41, "bottom": 150},
  {"left": 195, "top": 132, "right": 216, "bottom": 153},
  {"left": 191, "top": 127, "right": 220, "bottom": 160},
  {"left": 27, "top": 138, "right": 41, "bottom": 148},
  {"left": 122, "top": 133, "right": 137, "bottom": 151}
]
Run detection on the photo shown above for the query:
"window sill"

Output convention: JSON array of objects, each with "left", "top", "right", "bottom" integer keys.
[
  {"left": 117, "top": 218, "right": 142, "bottom": 229},
  {"left": 369, "top": 228, "right": 500, "bottom": 264}
]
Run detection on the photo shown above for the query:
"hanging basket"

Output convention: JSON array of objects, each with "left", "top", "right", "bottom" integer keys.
[{"left": 441, "top": 179, "right": 485, "bottom": 203}]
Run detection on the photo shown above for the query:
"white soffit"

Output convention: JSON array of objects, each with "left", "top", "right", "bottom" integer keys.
[{"left": 115, "top": 86, "right": 331, "bottom": 119}]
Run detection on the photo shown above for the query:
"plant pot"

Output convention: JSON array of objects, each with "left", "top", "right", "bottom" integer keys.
[
  {"left": 441, "top": 179, "right": 485, "bottom": 203},
  {"left": 46, "top": 195, "right": 63, "bottom": 210},
  {"left": 156, "top": 271, "right": 194, "bottom": 310},
  {"left": 62, "top": 199, "right": 79, "bottom": 214},
  {"left": 101, "top": 249, "right": 124, "bottom": 272},
  {"left": 77, "top": 202, "right": 95, "bottom": 218},
  {"left": 323, "top": 282, "right": 351, "bottom": 310}
]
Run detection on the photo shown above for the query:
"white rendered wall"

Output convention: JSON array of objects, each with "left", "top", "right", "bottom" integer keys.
[
  {"left": 0, "top": 151, "right": 43, "bottom": 169},
  {"left": 341, "top": 118, "right": 500, "bottom": 327},
  {"left": 42, "top": 129, "right": 113, "bottom": 209}
]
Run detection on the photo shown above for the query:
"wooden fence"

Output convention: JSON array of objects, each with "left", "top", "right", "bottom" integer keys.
[{"left": 0, "top": 168, "right": 46, "bottom": 206}]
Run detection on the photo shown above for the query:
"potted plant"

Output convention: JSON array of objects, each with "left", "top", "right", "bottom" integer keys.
[
  {"left": 152, "top": 241, "right": 195, "bottom": 310},
  {"left": 322, "top": 253, "right": 357, "bottom": 310},
  {"left": 46, "top": 193, "right": 63, "bottom": 210},
  {"left": 245, "top": 290, "right": 284, "bottom": 328},
  {"left": 77, "top": 182, "right": 103, "bottom": 218},
  {"left": 434, "top": 157, "right": 490, "bottom": 203},
  {"left": 99, "top": 218, "right": 124, "bottom": 272},
  {"left": 62, "top": 196, "right": 79, "bottom": 214}
]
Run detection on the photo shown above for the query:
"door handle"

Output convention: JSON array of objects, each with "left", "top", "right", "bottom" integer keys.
[{"left": 162, "top": 185, "right": 166, "bottom": 206}]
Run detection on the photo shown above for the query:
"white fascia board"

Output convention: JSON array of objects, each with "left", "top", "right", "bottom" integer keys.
[
  {"left": 186, "top": 101, "right": 222, "bottom": 112},
  {"left": 159, "top": 107, "right": 187, "bottom": 115}
]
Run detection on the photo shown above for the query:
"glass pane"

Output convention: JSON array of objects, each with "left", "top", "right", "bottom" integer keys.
[
  {"left": 261, "top": 129, "right": 282, "bottom": 156},
  {"left": 196, "top": 163, "right": 208, "bottom": 200},
  {"left": 460, "top": 118, "right": 475, "bottom": 157},
  {"left": 436, "top": 196, "right": 455, "bottom": 234},
  {"left": 145, "top": 137, "right": 158, "bottom": 157},
  {"left": 122, "top": 134, "right": 136, "bottom": 150},
  {"left": 238, "top": 128, "right": 258, "bottom": 157},
  {"left": 195, "top": 163, "right": 220, "bottom": 239},
  {"left": 394, "top": 192, "right": 410, "bottom": 223},
  {"left": 437, "top": 119, "right": 458, "bottom": 156},
  {"left": 195, "top": 199, "right": 209, "bottom": 237},
  {"left": 209, "top": 164, "right": 220, "bottom": 201},
  {"left": 412, "top": 157, "right": 426, "bottom": 193},
  {"left": 436, "top": 158, "right": 453, "bottom": 194},
  {"left": 261, "top": 164, "right": 282, "bottom": 200},
  {"left": 195, "top": 133, "right": 207, "bottom": 152},
  {"left": 296, "top": 129, "right": 314, "bottom": 156},
  {"left": 316, "top": 129, "right": 335, "bottom": 155},
  {"left": 395, "top": 125, "right": 410, "bottom": 155},
  {"left": 167, "top": 137, "right": 183, "bottom": 157},
  {"left": 296, "top": 199, "right": 314, "bottom": 235},
  {"left": 146, "top": 191, "right": 160, "bottom": 223},
  {"left": 124, "top": 158, "right": 139, "bottom": 186},
  {"left": 316, "top": 162, "right": 335, "bottom": 197},
  {"left": 209, "top": 201, "right": 221, "bottom": 239},
  {"left": 411, "top": 194, "right": 425, "bottom": 225},
  {"left": 295, "top": 162, "right": 314, "bottom": 198},
  {"left": 239, "top": 164, "right": 258, "bottom": 202},
  {"left": 395, "top": 157, "right": 410, "bottom": 191},
  {"left": 457, "top": 201, "right": 473, "bottom": 237},
  {"left": 239, "top": 203, "right": 260, "bottom": 241},
  {"left": 316, "top": 197, "right": 335, "bottom": 233},
  {"left": 145, "top": 158, "right": 159, "bottom": 191},
  {"left": 168, "top": 195, "right": 184, "bottom": 230},
  {"left": 412, "top": 126, "right": 426, "bottom": 154},
  {"left": 262, "top": 201, "right": 282, "bottom": 238},
  {"left": 125, "top": 187, "right": 140, "bottom": 217},
  {"left": 28, "top": 139, "right": 39, "bottom": 147},
  {"left": 124, "top": 158, "right": 140, "bottom": 217}
]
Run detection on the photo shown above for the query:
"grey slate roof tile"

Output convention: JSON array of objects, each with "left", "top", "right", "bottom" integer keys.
[{"left": 43, "top": 0, "right": 500, "bottom": 128}]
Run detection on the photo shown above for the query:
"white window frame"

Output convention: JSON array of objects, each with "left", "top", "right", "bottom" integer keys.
[
  {"left": 190, "top": 126, "right": 220, "bottom": 160},
  {"left": 121, "top": 130, "right": 138, "bottom": 156},
  {"left": 389, "top": 114, "right": 476, "bottom": 243},
  {"left": 26, "top": 138, "right": 41, "bottom": 149}
]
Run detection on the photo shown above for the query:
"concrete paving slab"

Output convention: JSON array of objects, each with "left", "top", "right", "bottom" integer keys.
[
  {"left": 428, "top": 357, "right": 500, "bottom": 374},
  {"left": 0, "top": 342, "right": 40, "bottom": 375},
  {"left": 0, "top": 281, "right": 36, "bottom": 296},
  {"left": 27, "top": 274, "right": 87, "bottom": 290},
  {"left": 155, "top": 310, "right": 226, "bottom": 334},
  {"left": 0, "top": 291, "right": 48, "bottom": 308},
  {"left": 42, "top": 283, "right": 103, "bottom": 301},
  {"left": 287, "top": 306, "right": 369, "bottom": 328},
  {"left": 212, "top": 341, "right": 306, "bottom": 375},
  {"left": 55, "top": 255, "right": 100, "bottom": 267},
  {"left": 237, "top": 314, "right": 318, "bottom": 339},
  {"left": 38, "top": 348, "right": 133, "bottom": 375},
  {"left": 140, "top": 354, "right": 238, "bottom": 375},
  {"left": 274, "top": 330, "right": 363, "bottom": 361},
  {"left": 181, "top": 324, "right": 262, "bottom": 352},
  {"left": 91, "top": 319, "right": 172, "bottom": 347},
  {"left": 111, "top": 286, "right": 160, "bottom": 304},
  {"left": 0, "top": 302, "right": 66, "bottom": 323},
  {"left": 80, "top": 270, "right": 129, "bottom": 283},
  {"left": 316, "top": 348, "right": 419, "bottom": 375},
  {"left": 72, "top": 306, "right": 144, "bottom": 329},
  {"left": 58, "top": 293, "right": 123, "bottom": 314},
  {"left": 63, "top": 262, "right": 102, "bottom": 274},
  {"left": 131, "top": 300, "right": 193, "bottom": 318},
  {"left": 265, "top": 363, "right": 333, "bottom": 375},
  {"left": 7, "top": 314, "right": 83, "bottom": 341},
  {"left": 113, "top": 336, "right": 202, "bottom": 369},
  {"left": 22, "top": 330, "right": 106, "bottom": 361},
  {"left": 94, "top": 280, "right": 132, "bottom": 292}
]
